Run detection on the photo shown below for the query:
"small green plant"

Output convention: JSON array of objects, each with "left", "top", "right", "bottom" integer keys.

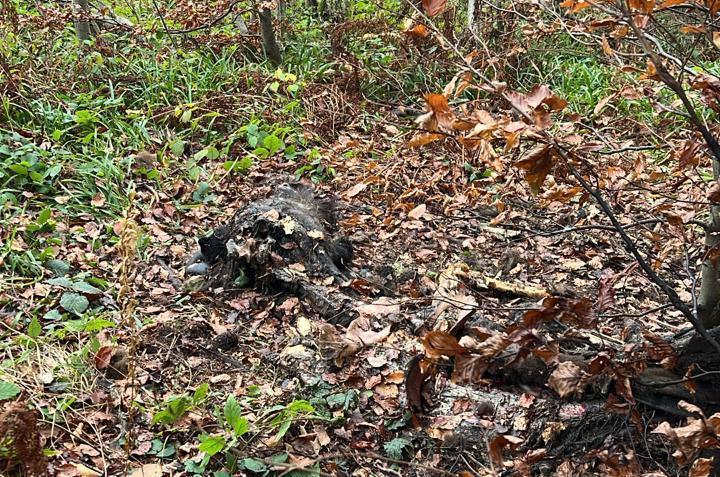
[
  {"left": 295, "top": 149, "right": 335, "bottom": 183},
  {"left": 0, "top": 131, "right": 63, "bottom": 192},
  {"left": 152, "top": 383, "right": 209, "bottom": 425},
  {"left": 384, "top": 437, "right": 412, "bottom": 459}
]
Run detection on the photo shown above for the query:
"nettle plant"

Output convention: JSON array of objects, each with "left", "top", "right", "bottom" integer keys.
[
  {"left": 152, "top": 385, "right": 319, "bottom": 475},
  {"left": 0, "top": 131, "right": 63, "bottom": 197}
]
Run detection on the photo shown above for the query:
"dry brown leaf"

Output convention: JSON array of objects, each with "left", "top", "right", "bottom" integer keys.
[
  {"left": 94, "top": 346, "right": 115, "bottom": 370},
  {"left": 423, "top": 93, "right": 455, "bottom": 131},
  {"left": 423, "top": 331, "right": 468, "bottom": 358},
  {"left": 489, "top": 434, "right": 524, "bottom": 467},
  {"left": 91, "top": 193, "right": 106, "bottom": 207},
  {"left": 629, "top": 0, "right": 656, "bottom": 13},
  {"left": 451, "top": 353, "right": 489, "bottom": 384},
  {"left": 345, "top": 182, "right": 367, "bottom": 198},
  {"left": 406, "top": 355, "right": 433, "bottom": 413},
  {"left": 346, "top": 316, "right": 391, "bottom": 347},
  {"left": 601, "top": 36, "right": 614, "bottom": 56},
  {"left": 408, "top": 203, "right": 427, "bottom": 220},
  {"left": 407, "top": 132, "right": 445, "bottom": 148},
  {"left": 689, "top": 458, "right": 714, "bottom": 477},
  {"left": 548, "top": 361, "right": 583, "bottom": 398},
  {"left": 403, "top": 23, "right": 430, "bottom": 38},
  {"left": 515, "top": 144, "right": 554, "bottom": 194},
  {"left": 422, "top": 0, "right": 447, "bottom": 16},
  {"left": 128, "top": 464, "right": 163, "bottom": 477}
]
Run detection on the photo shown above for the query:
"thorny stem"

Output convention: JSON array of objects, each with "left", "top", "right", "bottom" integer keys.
[
  {"left": 118, "top": 185, "right": 140, "bottom": 467},
  {"left": 403, "top": 0, "right": 720, "bottom": 354}
]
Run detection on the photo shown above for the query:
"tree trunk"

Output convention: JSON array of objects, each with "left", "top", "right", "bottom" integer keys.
[
  {"left": 698, "top": 159, "right": 720, "bottom": 329},
  {"left": 258, "top": 8, "right": 282, "bottom": 66},
  {"left": 74, "top": 0, "right": 91, "bottom": 41}
]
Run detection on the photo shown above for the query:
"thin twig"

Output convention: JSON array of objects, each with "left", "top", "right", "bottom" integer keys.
[{"left": 403, "top": 0, "right": 720, "bottom": 354}]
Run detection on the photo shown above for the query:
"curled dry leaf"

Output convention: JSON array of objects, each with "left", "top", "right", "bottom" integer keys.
[
  {"left": 406, "top": 355, "right": 433, "bottom": 413},
  {"left": 560, "top": 0, "right": 593, "bottom": 13},
  {"left": 548, "top": 361, "right": 584, "bottom": 398},
  {"left": 94, "top": 346, "right": 115, "bottom": 370},
  {"left": 422, "top": 93, "right": 455, "bottom": 132},
  {"left": 355, "top": 296, "right": 401, "bottom": 319},
  {"left": 507, "top": 85, "right": 568, "bottom": 116},
  {"left": 422, "top": 330, "right": 467, "bottom": 359},
  {"left": 707, "top": 181, "right": 720, "bottom": 203},
  {"left": 515, "top": 144, "right": 555, "bottom": 195},
  {"left": 317, "top": 316, "right": 392, "bottom": 367},
  {"left": 403, "top": 23, "right": 430, "bottom": 38},
  {"left": 652, "top": 415, "right": 712, "bottom": 465},
  {"left": 522, "top": 296, "right": 596, "bottom": 329},
  {"left": 345, "top": 182, "right": 367, "bottom": 198},
  {"left": 489, "top": 434, "right": 524, "bottom": 467}
]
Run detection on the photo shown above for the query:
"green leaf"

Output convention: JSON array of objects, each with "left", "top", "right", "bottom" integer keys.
[
  {"left": 384, "top": 437, "right": 411, "bottom": 459},
  {"left": 37, "top": 208, "right": 52, "bottom": 224},
  {"left": 223, "top": 156, "right": 253, "bottom": 173},
  {"left": 74, "top": 110, "right": 96, "bottom": 125},
  {"left": 170, "top": 140, "right": 186, "bottom": 156},
  {"left": 184, "top": 455, "right": 208, "bottom": 474},
  {"left": 242, "top": 458, "right": 267, "bottom": 473},
  {"left": 194, "top": 148, "right": 209, "bottom": 161},
  {"left": 253, "top": 147, "right": 270, "bottom": 159},
  {"left": 224, "top": 395, "right": 249, "bottom": 437},
  {"left": 198, "top": 435, "right": 226, "bottom": 456},
  {"left": 47, "top": 277, "right": 74, "bottom": 288},
  {"left": 205, "top": 146, "right": 220, "bottom": 161},
  {"left": 63, "top": 319, "right": 86, "bottom": 332},
  {"left": 83, "top": 319, "right": 116, "bottom": 332},
  {"left": 263, "top": 135, "right": 284, "bottom": 155},
  {"left": 0, "top": 381, "right": 21, "bottom": 400},
  {"left": 193, "top": 383, "right": 209, "bottom": 404},
  {"left": 192, "top": 182, "right": 210, "bottom": 202},
  {"left": 188, "top": 166, "right": 201, "bottom": 181},
  {"left": 45, "top": 259, "right": 70, "bottom": 276},
  {"left": 59, "top": 292, "right": 89, "bottom": 315},
  {"left": 71, "top": 281, "right": 102, "bottom": 295},
  {"left": 44, "top": 309, "right": 63, "bottom": 321},
  {"left": 275, "top": 418, "right": 292, "bottom": 441},
  {"left": 156, "top": 442, "right": 176, "bottom": 458},
  {"left": 152, "top": 396, "right": 191, "bottom": 424},
  {"left": 286, "top": 400, "right": 314, "bottom": 414},
  {"left": 9, "top": 164, "right": 28, "bottom": 175},
  {"left": 28, "top": 316, "right": 42, "bottom": 338},
  {"left": 269, "top": 452, "right": 288, "bottom": 464}
]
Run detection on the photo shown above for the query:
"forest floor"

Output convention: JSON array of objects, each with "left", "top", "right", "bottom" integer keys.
[{"left": 1, "top": 6, "right": 715, "bottom": 477}]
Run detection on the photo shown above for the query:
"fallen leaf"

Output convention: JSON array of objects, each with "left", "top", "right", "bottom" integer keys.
[
  {"left": 408, "top": 203, "right": 427, "bottom": 220},
  {"left": 548, "top": 361, "right": 583, "bottom": 398},
  {"left": 128, "top": 464, "right": 163, "bottom": 477}
]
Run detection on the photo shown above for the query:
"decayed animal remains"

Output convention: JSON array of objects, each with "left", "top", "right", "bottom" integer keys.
[{"left": 185, "top": 182, "right": 355, "bottom": 322}]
